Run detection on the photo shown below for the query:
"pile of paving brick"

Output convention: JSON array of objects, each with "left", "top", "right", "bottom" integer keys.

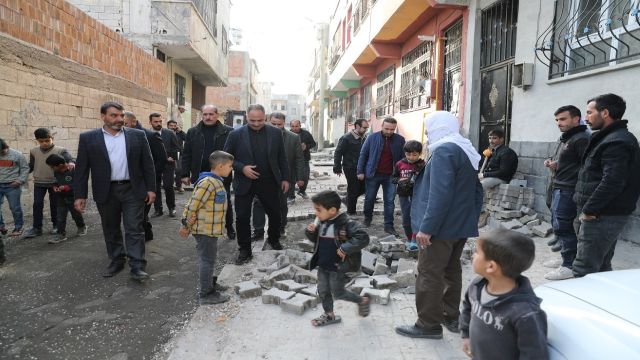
[{"left": 485, "top": 184, "right": 553, "bottom": 237}]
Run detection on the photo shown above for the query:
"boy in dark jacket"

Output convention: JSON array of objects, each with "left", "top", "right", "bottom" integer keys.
[
  {"left": 45, "top": 154, "right": 86, "bottom": 244},
  {"left": 460, "top": 229, "right": 548, "bottom": 360},
  {"left": 305, "top": 190, "right": 371, "bottom": 327},
  {"left": 391, "top": 140, "right": 425, "bottom": 250}
]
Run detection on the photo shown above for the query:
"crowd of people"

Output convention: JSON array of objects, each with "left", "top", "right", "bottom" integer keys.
[{"left": 0, "top": 92, "right": 638, "bottom": 359}]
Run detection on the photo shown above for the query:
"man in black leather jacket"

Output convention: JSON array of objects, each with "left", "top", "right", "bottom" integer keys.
[
  {"left": 333, "top": 119, "right": 369, "bottom": 214},
  {"left": 479, "top": 129, "right": 518, "bottom": 190}
]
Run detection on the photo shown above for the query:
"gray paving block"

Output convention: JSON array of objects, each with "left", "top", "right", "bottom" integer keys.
[
  {"left": 532, "top": 222, "right": 553, "bottom": 237},
  {"left": 396, "top": 258, "right": 417, "bottom": 273},
  {"left": 274, "top": 279, "right": 307, "bottom": 292},
  {"left": 390, "top": 260, "right": 398, "bottom": 273},
  {"left": 296, "top": 239, "right": 315, "bottom": 252},
  {"left": 373, "top": 262, "right": 388, "bottom": 275},
  {"left": 276, "top": 254, "right": 291, "bottom": 269},
  {"left": 285, "top": 249, "right": 312, "bottom": 268},
  {"left": 360, "top": 288, "right": 391, "bottom": 305},
  {"left": 263, "top": 265, "right": 297, "bottom": 285},
  {"left": 526, "top": 219, "right": 542, "bottom": 229},
  {"left": 349, "top": 276, "right": 373, "bottom": 293},
  {"left": 299, "top": 284, "right": 318, "bottom": 298},
  {"left": 501, "top": 219, "right": 523, "bottom": 230},
  {"left": 361, "top": 250, "right": 377, "bottom": 275},
  {"left": 234, "top": 281, "right": 262, "bottom": 299},
  {"left": 261, "top": 288, "right": 296, "bottom": 305},
  {"left": 380, "top": 240, "right": 405, "bottom": 252},
  {"left": 371, "top": 275, "right": 398, "bottom": 290},
  {"left": 391, "top": 270, "right": 416, "bottom": 288},
  {"left": 291, "top": 265, "right": 317, "bottom": 284},
  {"left": 217, "top": 264, "right": 244, "bottom": 287},
  {"left": 280, "top": 294, "right": 318, "bottom": 315}
]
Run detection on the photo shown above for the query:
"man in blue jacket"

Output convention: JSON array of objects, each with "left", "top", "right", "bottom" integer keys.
[
  {"left": 357, "top": 117, "right": 405, "bottom": 235},
  {"left": 395, "top": 111, "right": 483, "bottom": 339}
]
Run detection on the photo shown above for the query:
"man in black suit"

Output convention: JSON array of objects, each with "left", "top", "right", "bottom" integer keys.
[
  {"left": 74, "top": 102, "right": 156, "bottom": 281},
  {"left": 223, "top": 104, "right": 289, "bottom": 264},
  {"left": 149, "top": 113, "right": 179, "bottom": 217},
  {"left": 124, "top": 112, "right": 166, "bottom": 241}
]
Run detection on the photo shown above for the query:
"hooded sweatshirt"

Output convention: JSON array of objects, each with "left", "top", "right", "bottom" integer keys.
[{"left": 460, "top": 276, "right": 548, "bottom": 360}]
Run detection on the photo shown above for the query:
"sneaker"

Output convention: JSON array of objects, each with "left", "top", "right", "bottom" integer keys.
[
  {"left": 76, "top": 226, "right": 88, "bottom": 236},
  {"left": 298, "top": 191, "right": 309, "bottom": 199},
  {"left": 199, "top": 290, "right": 230, "bottom": 305},
  {"left": 23, "top": 228, "right": 43, "bottom": 238},
  {"left": 547, "top": 237, "right": 559, "bottom": 246},
  {"left": 251, "top": 231, "right": 264, "bottom": 242},
  {"left": 287, "top": 198, "right": 295, "bottom": 205},
  {"left": 544, "top": 266, "right": 574, "bottom": 280},
  {"left": 551, "top": 242, "right": 562, "bottom": 252},
  {"left": 405, "top": 241, "right": 419, "bottom": 252},
  {"left": 395, "top": 324, "right": 443, "bottom": 339},
  {"left": 542, "top": 258, "right": 562, "bottom": 268},
  {"left": 235, "top": 251, "right": 253, "bottom": 265},
  {"left": 50, "top": 227, "right": 58, "bottom": 235},
  {"left": 48, "top": 234, "right": 68, "bottom": 244},
  {"left": 384, "top": 228, "right": 399, "bottom": 237},
  {"left": 168, "top": 209, "right": 176, "bottom": 217}
]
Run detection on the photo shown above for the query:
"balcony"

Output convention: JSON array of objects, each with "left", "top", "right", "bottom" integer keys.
[{"left": 151, "top": 0, "right": 228, "bottom": 86}]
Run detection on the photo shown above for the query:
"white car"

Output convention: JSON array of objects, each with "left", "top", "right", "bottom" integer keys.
[{"left": 535, "top": 269, "right": 640, "bottom": 359}]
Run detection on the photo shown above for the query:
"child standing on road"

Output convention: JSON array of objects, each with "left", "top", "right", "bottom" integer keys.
[
  {"left": 391, "top": 140, "right": 425, "bottom": 251},
  {"left": 45, "top": 154, "right": 86, "bottom": 244},
  {"left": 179, "top": 151, "right": 234, "bottom": 305},
  {"left": 306, "top": 190, "right": 371, "bottom": 327},
  {"left": 460, "top": 229, "right": 548, "bottom": 360}
]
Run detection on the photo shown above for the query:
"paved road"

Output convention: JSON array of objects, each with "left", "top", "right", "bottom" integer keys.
[{"left": 0, "top": 191, "right": 237, "bottom": 360}]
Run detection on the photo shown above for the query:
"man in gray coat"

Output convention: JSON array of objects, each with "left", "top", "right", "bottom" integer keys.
[
  {"left": 396, "top": 111, "right": 483, "bottom": 340},
  {"left": 252, "top": 113, "right": 304, "bottom": 237}
]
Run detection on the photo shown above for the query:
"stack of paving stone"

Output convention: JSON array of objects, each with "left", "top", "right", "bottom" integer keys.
[{"left": 485, "top": 184, "right": 553, "bottom": 237}]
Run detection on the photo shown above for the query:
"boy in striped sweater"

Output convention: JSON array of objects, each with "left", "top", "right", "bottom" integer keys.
[{"left": 179, "top": 151, "right": 234, "bottom": 305}]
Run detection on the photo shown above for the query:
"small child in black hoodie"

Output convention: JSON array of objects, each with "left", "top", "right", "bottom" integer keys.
[
  {"left": 460, "top": 229, "right": 548, "bottom": 360},
  {"left": 306, "top": 190, "right": 370, "bottom": 327}
]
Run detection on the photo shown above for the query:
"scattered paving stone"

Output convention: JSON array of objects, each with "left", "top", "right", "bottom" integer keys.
[
  {"left": 296, "top": 239, "right": 315, "bottom": 252},
  {"left": 360, "top": 288, "right": 391, "bottom": 305},
  {"left": 291, "top": 266, "right": 317, "bottom": 284},
  {"left": 532, "top": 222, "right": 553, "bottom": 237},
  {"left": 274, "top": 279, "right": 307, "bottom": 292},
  {"left": 261, "top": 288, "right": 296, "bottom": 305},
  {"left": 280, "top": 294, "right": 317, "bottom": 315},
  {"left": 377, "top": 235, "right": 397, "bottom": 243},
  {"left": 299, "top": 285, "right": 318, "bottom": 298},
  {"left": 390, "top": 260, "right": 398, "bottom": 273},
  {"left": 285, "top": 249, "right": 312, "bottom": 268},
  {"left": 373, "top": 262, "right": 388, "bottom": 275},
  {"left": 217, "top": 264, "right": 245, "bottom": 287},
  {"left": 277, "top": 254, "right": 291, "bottom": 269},
  {"left": 518, "top": 214, "right": 538, "bottom": 225},
  {"left": 397, "top": 286, "right": 416, "bottom": 294},
  {"left": 520, "top": 206, "right": 536, "bottom": 216},
  {"left": 396, "top": 258, "right": 417, "bottom": 273},
  {"left": 391, "top": 270, "right": 415, "bottom": 288},
  {"left": 349, "top": 276, "right": 373, "bottom": 293},
  {"left": 361, "top": 250, "right": 377, "bottom": 275},
  {"left": 380, "top": 240, "right": 405, "bottom": 252},
  {"left": 501, "top": 219, "right": 523, "bottom": 230},
  {"left": 526, "top": 219, "right": 542, "bottom": 229},
  {"left": 262, "top": 265, "right": 297, "bottom": 286},
  {"left": 514, "top": 226, "right": 533, "bottom": 236},
  {"left": 234, "top": 281, "right": 262, "bottom": 298},
  {"left": 371, "top": 275, "right": 398, "bottom": 290}
]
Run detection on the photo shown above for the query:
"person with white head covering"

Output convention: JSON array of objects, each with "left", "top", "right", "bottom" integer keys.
[{"left": 396, "top": 111, "right": 483, "bottom": 340}]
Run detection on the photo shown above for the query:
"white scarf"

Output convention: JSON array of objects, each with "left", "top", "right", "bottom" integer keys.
[{"left": 425, "top": 111, "right": 481, "bottom": 170}]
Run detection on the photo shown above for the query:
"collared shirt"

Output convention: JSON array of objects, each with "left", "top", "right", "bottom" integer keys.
[
  {"left": 102, "top": 127, "right": 129, "bottom": 180},
  {"left": 351, "top": 130, "right": 362, "bottom": 140}
]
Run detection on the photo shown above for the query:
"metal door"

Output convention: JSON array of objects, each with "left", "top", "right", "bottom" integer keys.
[{"left": 479, "top": 0, "right": 518, "bottom": 152}]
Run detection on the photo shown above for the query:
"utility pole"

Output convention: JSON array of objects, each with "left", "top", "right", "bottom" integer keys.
[{"left": 317, "top": 23, "right": 328, "bottom": 150}]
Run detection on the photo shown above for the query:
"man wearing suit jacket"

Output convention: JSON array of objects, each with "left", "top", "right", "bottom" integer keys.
[
  {"left": 124, "top": 112, "right": 166, "bottom": 241},
  {"left": 223, "top": 104, "right": 289, "bottom": 264},
  {"left": 74, "top": 102, "right": 156, "bottom": 281},
  {"left": 149, "top": 113, "right": 180, "bottom": 217}
]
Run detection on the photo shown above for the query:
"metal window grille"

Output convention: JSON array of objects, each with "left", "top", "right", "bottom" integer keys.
[
  {"left": 361, "top": 84, "right": 372, "bottom": 118},
  {"left": 399, "top": 41, "right": 433, "bottom": 112},
  {"left": 347, "top": 92, "right": 359, "bottom": 123},
  {"left": 376, "top": 66, "right": 395, "bottom": 117},
  {"left": 353, "top": 1, "right": 362, "bottom": 33},
  {"left": 536, "top": 0, "right": 640, "bottom": 78},
  {"left": 443, "top": 20, "right": 463, "bottom": 114},
  {"left": 175, "top": 74, "right": 186, "bottom": 106},
  {"left": 480, "top": 0, "right": 518, "bottom": 68}
]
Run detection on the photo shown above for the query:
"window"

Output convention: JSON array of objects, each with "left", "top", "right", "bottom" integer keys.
[
  {"left": 347, "top": 92, "right": 359, "bottom": 123},
  {"left": 193, "top": 0, "right": 217, "bottom": 38},
  {"left": 272, "top": 105, "right": 277, "bottom": 111},
  {"left": 361, "top": 84, "right": 371, "bottom": 118},
  {"left": 175, "top": 74, "right": 186, "bottom": 106},
  {"left": 281, "top": 105, "right": 286, "bottom": 110},
  {"left": 222, "top": 26, "right": 228, "bottom": 55},
  {"left": 155, "top": 48, "right": 166, "bottom": 62},
  {"left": 375, "top": 66, "right": 394, "bottom": 117},
  {"left": 291, "top": 107, "right": 297, "bottom": 115},
  {"left": 399, "top": 41, "right": 433, "bottom": 112},
  {"left": 545, "top": 0, "right": 640, "bottom": 78}
]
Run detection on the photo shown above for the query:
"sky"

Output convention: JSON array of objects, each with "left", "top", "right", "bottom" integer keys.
[{"left": 229, "top": 0, "right": 335, "bottom": 95}]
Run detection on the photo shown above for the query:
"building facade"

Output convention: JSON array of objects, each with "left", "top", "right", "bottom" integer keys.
[
  {"left": 256, "top": 82, "right": 274, "bottom": 113},
  {"left": 206, "top": 50, "right": 259, "bottom": 115},
  {"left": 67, "top": 0, "right": 231, "bottom": 128},
  {"left": 271, "top": 94, "right": 307, "bottom": 127}
]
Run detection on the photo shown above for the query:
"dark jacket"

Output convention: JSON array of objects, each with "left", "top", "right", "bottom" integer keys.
[
  {"left": 482, "top": 144, "right": 518, "bottom": 183},
  {"left": 305, "top": 213, "right": 370, "bottom": 273},
  {"left": 391, "top": 158, "right": 425, "bottom": 197},
  {"left": 460, "top": 276, "right": 548, "bottom": 360},
  {"left": 174, "top": 130, "right": 186, "bottom": 152},
  {"left": 159, "top": 128, "right": 180, "bottom": 162},
  {"left": 181, "top": 121, "right": 233, "bottom": 183},
  {"left": 141, "top": 128, "right": 167, "bottom": 175},
  {"left": 74, "top": 128, "right": 156, "bottom": 204},
  {"left": 552, "top": 125, "right": 589, "bottom": 189},
  {"left": 574, "top": 120, "right": 640, "bottom": 216},
  {"left": 357, "top": 132, "right": 405, "bottom": 177},
  {"left": 282, "top": 129, "right": 305, "bottom": 181},
  {"left": 333, "top": 131, "right": 365, "bottom": 173},
  {"left": 294, "top": 128, "right": 317, "bottom": 161},
  {"left": 412, "top": 143, "right": 483, "bottom": 239},
  {"left": 223, "top": 125, "right": 289, "bottom": 196}
]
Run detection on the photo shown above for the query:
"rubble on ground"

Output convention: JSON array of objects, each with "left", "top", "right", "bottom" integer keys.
[{"left": 484, "top": 184, "right": 553, "bottom": 237}]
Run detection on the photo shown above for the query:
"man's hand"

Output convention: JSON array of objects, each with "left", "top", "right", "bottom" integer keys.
[
  {"left": 242, "top": 165, "right": 260, "bottom": 179},
  {"left": 9, "top": 181, "right": 21, "bottom": 188},
  {"left": 281, "top": 181, "right": 289, "bottom": 193},
  {"left": 462, "top": 338, "right": 472, "bottom": 358},
  {"left": 167, "top": 157, "right": 175, "bottom": 163},
  {"left": 337, "top": 247, "right": 346, "bottom": 261},
  {"left": 296, "top": 180, "right": 305, "bottom": 188},
  {"left": 74, "top": 199, "right": 86, "bottom": 213},
  {"left": 580, "top": 213, "right": 597, "bottom": 221},
  {"left": 416, "top": 231, "right": 432, "bottom": 249},
  {"left": 181, "top": 177, "right": 191, "bottom": 186},
  {"left": 301, "top": 143, "right": 307, "bottom": 151},
  {"left": 145, "top": 191, "right": 156, "bottom": 205},
  {"left": 544, "top": 159, "right": 558, "bottom": 170},
  {"left": 52, "top": 186, "right": 60, "bottom": 192},
  {"left": 357, "top": 174, "right": 365, "bottom": 181},
  {"left": 477, "top": 173, "right": 484, "bottom": 180},
  {"left": 178, "top": 227, "right": 190, "bottom": 238}
]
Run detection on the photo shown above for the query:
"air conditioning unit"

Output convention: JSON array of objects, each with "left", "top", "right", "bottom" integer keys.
[{"left": 513, "top": 63, "right": 534, "bottom": 88}]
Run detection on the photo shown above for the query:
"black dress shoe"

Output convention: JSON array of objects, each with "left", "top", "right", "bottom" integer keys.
[
  {"left": 102, "top": 262, "right": 125, "bottom": 277},
  {"left": 130, "top": 268, "right": 150, "bottom": 281},
  {"left": 441, "top": 318, "right": 460, "bottom": 333},
  {"left": 152, "top": 210, "right": 164, "bottom": 217},
  {"left": 235, "top": 251, "right": 252, "bottom": 265},
  {"left": 547, "top": 237, "right": 559, "bottom": 246},
  {"left": 395, "top": 324, "right": 443, "bottom": 339},
  {"left": 227, "top": 229, "right": 236, "bottom": 240},
  {"left": 551, "top": 242, "right": 562, "bottom": 252},
  {"left": 269, "top": 240, "right": 283, "bottom": 250},
  {"left": 251, "top": 231, "right": 264, "bottom": 242},
  {"left": 168, "top": 209, "right": 176, "bottom": 217}
]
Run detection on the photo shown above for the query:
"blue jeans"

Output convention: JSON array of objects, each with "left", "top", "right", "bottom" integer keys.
[
  {"left": 32, "top": 185, "right": 57, "bottom": 230},
  {"left": 364, "top": 174, "right": 396, "bottom": 228},
  {"left": 0, "top": 185, "right": 23, "bottom": 230},
  {"left": 317, "top": 267, "right": 362, "bottom": 313},
  {"left": 194, "top": 234, "right": 218, "bottom": 297},
  {"left": 551, "top": 188, "right": 578, "bottom": 268}
]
